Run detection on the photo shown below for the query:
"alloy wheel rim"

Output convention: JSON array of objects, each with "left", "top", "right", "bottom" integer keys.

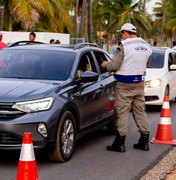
[{"left": 61, "top": 119, "right": 74, "bottom": 155}]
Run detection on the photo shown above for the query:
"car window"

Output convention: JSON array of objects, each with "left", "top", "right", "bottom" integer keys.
[
  {"left": 93, "top": 51, "right": 110, "bottom": 74},
  {"left": 77, "top": 51, "right": 96, "bottom": 78},
  {"left": 167, "top": 52, "right": 176, "bottom": 71},
  {"left": 169, "top": 52, "right": 176, "bottom": 65},
  {"left": 0, "top": 49, "right": 75, "bottom": 80},
  {"left": 147, "top": 52, "right": 164, "bottom": 68}
]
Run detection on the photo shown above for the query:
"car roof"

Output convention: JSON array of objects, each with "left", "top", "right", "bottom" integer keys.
[
  {"left": 6, "top": 42, "right": 104, "bottom": 53},
  {"left": 7, "top": 40, "right": 45, "bottom": 47},
  {"left": 151, "top": 46, "right": 175, "bottom": 54},
  {"left": 152, "top": 46, "right": 168, "bottom": 51}
]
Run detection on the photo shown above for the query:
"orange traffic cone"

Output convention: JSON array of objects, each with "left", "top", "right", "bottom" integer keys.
[
  {"left": 151, "top": 96, "right": 176, "bottom": 145},
  {"left": 16, "top": 132, "right": 38, "bottom": 180}
]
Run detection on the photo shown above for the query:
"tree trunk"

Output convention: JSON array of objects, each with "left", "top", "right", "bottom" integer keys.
[
  {"left": 8, "top": 15, "right": 13, "bottom": 31},
  {"left": 161, "top": 0, "right": 167, "bottom": 45},
  {"left": 80, "top": 0, "right": 86, "bottom": 38},
  {"left": 75, "top": 0, "right": 79, "bottom": 35},
  {"left": 87, "top": 0, "right": 92, "bottom": 43},
  {"left": 0, "top": 7, "right": 4, "bottom": 31}
]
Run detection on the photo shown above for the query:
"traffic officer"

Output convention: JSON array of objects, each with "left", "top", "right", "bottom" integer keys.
[{"left": 101, "top": 23, "right": 152, "bottom": 152}]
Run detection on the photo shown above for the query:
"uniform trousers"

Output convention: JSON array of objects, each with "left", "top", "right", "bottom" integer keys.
[{"left": 115, "top": 81, "right": 149, "bottom": 136}]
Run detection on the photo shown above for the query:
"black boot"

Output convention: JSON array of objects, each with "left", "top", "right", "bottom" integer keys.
[
  {"left": 133, "top": 133, "right": 149, "bottom": 151},
  {"left": 106, "top": 132, "right": 126, "bottom": 152}
]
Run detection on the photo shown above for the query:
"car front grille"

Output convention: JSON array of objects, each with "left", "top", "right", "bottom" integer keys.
[
  {"left": 0, "top": 103, "right": 25, "bottom": 119},
  {"left": 0, "top": 132, "right": 22, "bottom": 144}
]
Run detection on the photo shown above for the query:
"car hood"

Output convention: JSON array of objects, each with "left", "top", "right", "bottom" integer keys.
[
  {"left": 0, "top": 78, "right": 62, "bottom": 102},
  {"left": 145, "top": 68, "right": 166, "bottom": 81}
]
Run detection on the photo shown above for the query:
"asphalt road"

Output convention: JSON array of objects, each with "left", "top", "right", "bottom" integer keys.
[{"left": 1, "top": 101, "right": 176, "bottom": 180}]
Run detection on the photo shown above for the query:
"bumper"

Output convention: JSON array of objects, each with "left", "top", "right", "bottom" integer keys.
[
  {"left": 0, "top": 123, "right": 48, "bottom": 150},
  {"left": 145, "top": 86, "right": 165, "bottom": 105},
  {"left": 0, "top": 110, "right": 59, "bottom": 150}
]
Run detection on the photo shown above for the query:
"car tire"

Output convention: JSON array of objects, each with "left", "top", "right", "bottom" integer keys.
[
  {"left": 164, "top": 86, "right": 169, "bottom": 96},
  {"left": 48, "top": 111, "right": 76, "bottom": 162}
]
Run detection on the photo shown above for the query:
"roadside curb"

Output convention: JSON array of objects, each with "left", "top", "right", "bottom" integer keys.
[{"left": 139, "top": 146, "right": 176, "bottom": 179}]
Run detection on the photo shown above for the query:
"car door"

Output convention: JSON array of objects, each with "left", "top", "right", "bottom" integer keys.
[
  {"left": 167, "top": 51, "right": 176, "bottom": 99},
  {"left": 92, "top": 50, "right": 116, "bottom": 119},
  {"left": 76, "top": 51, "right": 115, "bottom": 129}
]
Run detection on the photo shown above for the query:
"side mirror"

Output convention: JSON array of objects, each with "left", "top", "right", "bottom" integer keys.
[
  {"left": 80, "top": 71, "right": 99, "bottom": 82},
  {"left": 170, "top": 64, "right": 176, "bottom": 71}
]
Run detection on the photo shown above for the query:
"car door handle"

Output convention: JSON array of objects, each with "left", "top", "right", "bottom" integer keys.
[
  {"left": 99, "top": 84, "right": 104, "bottom": 89},
  {"left": 94, "top": 88, "right": 103, "bottom": 100}
]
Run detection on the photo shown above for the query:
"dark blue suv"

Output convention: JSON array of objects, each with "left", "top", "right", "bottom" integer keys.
[{"left": 0, "top": 43, "right": 116, "bottom": 162}]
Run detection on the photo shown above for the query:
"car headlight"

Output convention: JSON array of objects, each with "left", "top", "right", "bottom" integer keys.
[
  {"left": 12, "top": 97, "right": 54, "bottom": 113},
  {"left": 145, "top": 79, "right": 162, "bottom": 88}
]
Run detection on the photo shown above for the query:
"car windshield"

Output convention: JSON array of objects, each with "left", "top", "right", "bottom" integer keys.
[
  {"left": 147, "top": 51, "right": 165, "bottom": 68},
  {"left": 0, "top": 49, "right": 75, "bottom": 80}
]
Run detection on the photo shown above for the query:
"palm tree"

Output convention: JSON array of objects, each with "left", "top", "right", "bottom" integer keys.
[
  {"left": 165, "top": 0, "right": 176, "bottom": 41},
  {"left": 1, "top": 0, "right": 74, "bottom": 33},
  {"left": 161, "top": 0, "right": 167, "bottom": 42},
  {"left": 92, "top": 0, "right": 152, "bottom": 49},
  {"left": 80, "top": 0, "right": 86, "bottom": 38},
  {"left": 74, "top": 0, "right": 93, "bottom": 42},
  {"left": 87, "top": 0, "right": 93, "bottom": 42},
  {"left": 153, "top": 0, "right": 176, "bottom": 45},
  {"left": 93, "top": 0, "right": 152, "bottom": 36},
  {"left": 6, "top": 0, "right": 55, "bottom": 31},
  {"left": 0, "top": 6, "right": 4, "bottom": 31},
  {"left": 75, "top": 0, "right": 79, "bottom": 35},
  {"left": 37, "top": 0, "right": 74, "bottom": 33}
]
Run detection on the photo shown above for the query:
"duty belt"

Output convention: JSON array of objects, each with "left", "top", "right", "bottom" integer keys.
[{"left": 113, "top": 74, "right": 145, "bottom": 83}]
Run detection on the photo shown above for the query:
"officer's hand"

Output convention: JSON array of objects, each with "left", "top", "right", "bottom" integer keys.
[{"left": 101, "top": 61, "right": 108, "bottom": 68}]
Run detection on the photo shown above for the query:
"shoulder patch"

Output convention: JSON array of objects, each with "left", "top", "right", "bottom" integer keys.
[
  {"left": 116, "top": 47, "right": 121, "bottom": 53},
  {"left": 118, "top": 41, "right": 122, "bottom": 46}
]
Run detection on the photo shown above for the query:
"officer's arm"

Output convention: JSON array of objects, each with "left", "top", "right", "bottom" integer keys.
[{"left": 105, "top": 45, "right": 124, "bottom": 72}]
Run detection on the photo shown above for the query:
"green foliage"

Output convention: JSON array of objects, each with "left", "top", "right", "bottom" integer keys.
[
  {"left": 92, "top": 0, "right": 152, "bottom": 40},
  {"left": 1, "top": 0, "right": 74, "bottom": 32},
  {"left": 0, "top": 0, "right": 176, "bottom": 45}
]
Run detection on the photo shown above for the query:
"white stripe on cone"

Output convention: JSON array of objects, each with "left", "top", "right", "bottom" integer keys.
[
  {"left": 162, "top": 102, "right": 170, "bottom": 109},
  {"left": 159, "top": 117, "right": 171, "bottom": 125},
  {"left": 19, "top": 144, "right": 35, "bottom": 161}
]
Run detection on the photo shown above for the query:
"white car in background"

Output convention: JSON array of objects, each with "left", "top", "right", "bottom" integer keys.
[
  {"left": 172, "top": 46, "right": 176, "bottom": 51},
  {"left": 145, "top": 47, "right": 176, "bottom": 106}
]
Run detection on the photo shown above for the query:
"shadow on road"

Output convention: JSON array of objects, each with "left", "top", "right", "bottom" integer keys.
[{"left": 0, "top": 127, "right": 113, "bottom": 164}]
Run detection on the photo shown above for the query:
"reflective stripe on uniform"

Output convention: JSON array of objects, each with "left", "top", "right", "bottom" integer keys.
[{"left": 113, "top": 74, "right": 145, "bottom": 83}]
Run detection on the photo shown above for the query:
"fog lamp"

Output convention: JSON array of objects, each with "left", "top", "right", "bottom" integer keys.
[{"left": 38, "top": 123, "right": 48, "bottom": 138}]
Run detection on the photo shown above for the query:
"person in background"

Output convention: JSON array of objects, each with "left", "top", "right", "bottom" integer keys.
[
  {"left": 0, "top": 33, "right": 7, "bottom": 49},
  {"left": 50, "top": 39, "right": 55, "bottom": 44},
  {"left": 55, "top": 40, "right": 61, "bottom": 44},
  {"left": 29, "top": 32, "right": 36, "bottom": 43},
  {"left": 109, "top": 38, "right": 118, "bottom": 55},
  {"left": 101, "top": 23, "right": 152, "bottom": 153},
  {"left": 153, "top": 38, "right": 157, "bottom": 46},
  {"left": 172, "top": 40, "right": 176, "bottom": 47}
]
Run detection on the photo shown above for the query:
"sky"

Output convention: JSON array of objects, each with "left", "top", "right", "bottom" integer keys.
[{"left": 145, "top": 0, "right": 161, "bottom": 15}]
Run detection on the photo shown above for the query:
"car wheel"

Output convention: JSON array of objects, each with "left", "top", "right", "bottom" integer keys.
[
  {"left": 106, "top": 119, "right": 116, "bottom": 135},
  {"left": 48, "top": 111, "right": 76, "bottom": 162}
]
